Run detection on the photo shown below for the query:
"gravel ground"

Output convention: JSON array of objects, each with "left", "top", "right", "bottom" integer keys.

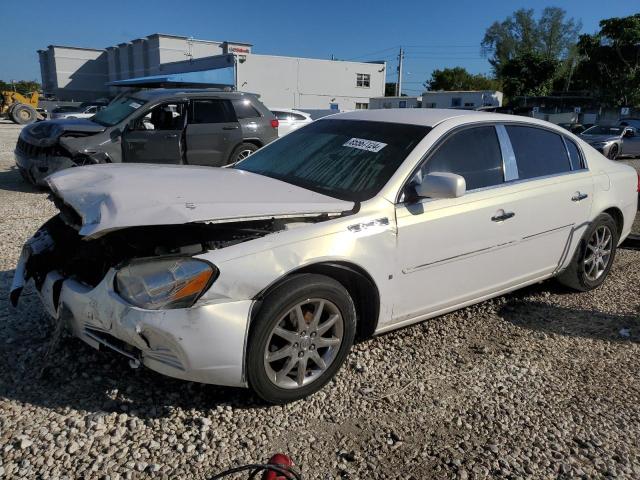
[{"left": 1, "top": 121, "right": 639, "bottom": 479}]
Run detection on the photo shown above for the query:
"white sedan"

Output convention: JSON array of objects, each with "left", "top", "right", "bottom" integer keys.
[
  {"left": 11, "top": 109, "right": 638, "bottom": 403},
  {"left": 271, "top": 108, "right": 313, "bottom": 136}
]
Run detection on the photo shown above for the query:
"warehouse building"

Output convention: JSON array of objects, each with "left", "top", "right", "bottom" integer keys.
[
  {"left": 421, "top": 90, "right": 503, "bottom": 109},
  {"left": 369, "top": 96, "right": 422, "bottom": 109},
  {"left": 38, "top": 34, "right": 386, "bottom": 109}
]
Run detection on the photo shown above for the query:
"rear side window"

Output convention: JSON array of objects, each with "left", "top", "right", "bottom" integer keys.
[
  {"left": 272, "top": 111, "right": 290, "bottom": 120},
  {"left": 506, "top": 126, "right": 571, "bottom": 179},
  {"left": 190, "top": 100, "right": 236, "bottom": 124},
  {"left": 291, "top": 112, "right": 308, "bottom": 121},
  {"left": 423, "top": 126, "right": 504, "bottom": 190},
  {"left": 232, "top": 99, "right": 261, "bottom": 119},
  {"left": 565, "top": 138, "right": 584, "bottom": 170}
]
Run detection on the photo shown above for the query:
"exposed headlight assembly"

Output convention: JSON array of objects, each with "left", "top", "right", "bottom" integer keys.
[{"left": 115, "top": 257, "right": 217, "bottom": 310}]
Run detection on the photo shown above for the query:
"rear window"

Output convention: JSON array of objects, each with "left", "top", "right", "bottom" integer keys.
[
  {"left": 190, "top": 100, "right": 236, "bottom": 124},
  {"left": 506, "top": 126, "right": 571, "bottom": 180},
  {"left": 232, "top": 99, "right": 261, "bottom": 119},
  {"left": 565, "top": 138, "right": 584, "bottom": 170}
]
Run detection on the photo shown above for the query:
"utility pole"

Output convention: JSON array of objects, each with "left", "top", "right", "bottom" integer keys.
[{"left": 396, "top": 47, "right": 404, "bottom": 96}]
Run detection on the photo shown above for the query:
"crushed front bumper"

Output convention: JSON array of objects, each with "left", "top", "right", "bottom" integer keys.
[
  {"left": 12, "top": 249, "right": 253, "bottom": 388},
  {"left": 15, "top": 149, "right": 76, "bottom": 186}
]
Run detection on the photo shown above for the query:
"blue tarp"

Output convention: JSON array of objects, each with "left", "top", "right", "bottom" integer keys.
[{"left": 108, "top": 68, "right": 235, "bottom": 88}]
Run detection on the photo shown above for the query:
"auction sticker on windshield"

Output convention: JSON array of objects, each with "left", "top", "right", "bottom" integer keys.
[{"left": 343, "top": 138, "right": 387, "bottom": 153}]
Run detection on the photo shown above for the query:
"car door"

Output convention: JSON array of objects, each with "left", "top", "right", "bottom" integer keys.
[
  {"left": 185, "top": 99, "right": 242, "bottom": 166},
  {"left": 500, "top": 125, "right": 593, "bottom": 277},
  {"left": 122, "top": 102, "right": 185, "bottom": 164},
  {"left": 621, "top": 128, "right": 640, "bottom": 156},
  {"left": 394, "top": 125, "right": 524, "bottom": 322}
]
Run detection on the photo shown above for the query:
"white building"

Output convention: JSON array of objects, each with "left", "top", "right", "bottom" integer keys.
[
  {"left": 421, "top": 90, "right": 503, "bottom": 109},
  {"left": 369, "top": 96, "right": 421, "bottom": 109},
  {"left": 38, "top": 34, "right": 386, "bottom": 109}
]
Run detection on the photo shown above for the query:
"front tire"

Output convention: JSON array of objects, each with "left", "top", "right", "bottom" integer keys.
[
  {"left": 247, "top": 274, "right": 356, "bottom": 404},
  {"left": 557, "top": 213, "right": 618, "bottom": 291},
  {"left": 11, "top": 104, "right": 37, "bottom": 125},
  {"left": 607, "top": 144, "right": 619, "bottom": 160}
]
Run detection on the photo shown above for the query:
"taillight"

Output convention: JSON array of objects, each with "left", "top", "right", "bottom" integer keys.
[{"left": 270, "top": 119, "right": 279, "bottom": 129}]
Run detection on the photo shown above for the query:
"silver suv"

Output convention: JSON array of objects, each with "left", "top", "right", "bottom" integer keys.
[{"left": 15, "top": 89, "right": 279, "bottom": 185}]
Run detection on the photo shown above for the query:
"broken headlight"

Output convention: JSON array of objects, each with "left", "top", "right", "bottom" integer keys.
[{"left": 115, "top": 258, "right": 217, "bottom": 310}]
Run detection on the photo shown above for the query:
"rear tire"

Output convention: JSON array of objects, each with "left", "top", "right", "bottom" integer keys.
[
  {"left": 247, "top": 274, "right": 356, "bottom": 404},
  {"left": 11, "top": 104, "right": 37, "bottom": 125},
  {"left": 557, "top": 213, "right": 618, "bottom": 291},
  {"left": 228, "top": 143, "right": 258, "bottom": 165}
]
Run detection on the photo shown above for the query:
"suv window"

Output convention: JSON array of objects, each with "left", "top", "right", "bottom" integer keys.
[
  {"left": 272, "top": 111, "right": 291, "bottom": 121},
  {"left": 423, "top": 126, "right": 504, "bottom": 190},
  {"left": 565, "top": 138, "right": 584, "bottom": 170},
  {"left": 506, "top": 126, "right": 571, "bottom": 179},
  {"left": 232, "top": 99, "right": 261, "bottom": 119},
  {"left": 190, "top": 99, "right": 236, "bottom": 124}
]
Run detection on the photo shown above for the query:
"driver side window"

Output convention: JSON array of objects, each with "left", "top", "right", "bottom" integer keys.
[
  {"left": 422, "top": 125, "right": 504, "bottom": 191},
  {"left": 135, "top": 103, "right": 185, "bottom": 131}
]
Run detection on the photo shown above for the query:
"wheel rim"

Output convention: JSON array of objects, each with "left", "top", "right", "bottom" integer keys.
[
  {"left": 584, "top": 225, "right": 613, "bottom": 281},
  {"left": 237, "top": 149, "right": 254, "bottom": 160},
  {"left": 608, "top": 146, "right": 618, "bottom": 159},
  {"left": 264, "top": 298, "right": 344, "bottom": 389},
  {"left": 17, "top": 109, "right": 30, "bottom": 121}
]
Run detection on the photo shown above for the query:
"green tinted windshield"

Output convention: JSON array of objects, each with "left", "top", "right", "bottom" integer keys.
[
  {"left": 92, "top": 97, "right": 146, "bottom": 126},
  {"left": 236, "top": 119, "right": 430, "bottom": 202}
]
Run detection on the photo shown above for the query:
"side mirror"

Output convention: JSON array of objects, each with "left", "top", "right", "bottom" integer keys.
[
  {"left": 623, "top": 128, "right": 635, "bottom": 138},
  {"left": 413, "top": 172, "right": 466, "bottom": 199}
]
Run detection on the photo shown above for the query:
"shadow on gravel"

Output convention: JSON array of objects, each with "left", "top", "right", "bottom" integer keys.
[
  {"left": 0, "top": 270, "right": 267, "bottom": 419},
  {"left": 0, "top": 166, "right": 44, "bottom": 194},
  {"left": 500, "top": 300, "right": 640, "bottom": 343}
]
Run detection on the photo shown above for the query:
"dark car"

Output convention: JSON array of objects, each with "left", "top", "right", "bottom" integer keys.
[{"left": 15, "top": 89, "right": 279, "bottom": 185}]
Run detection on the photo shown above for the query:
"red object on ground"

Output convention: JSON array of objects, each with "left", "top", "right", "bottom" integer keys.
[{"left": 262, "top": 453, "right": 295, "bottom": 479}]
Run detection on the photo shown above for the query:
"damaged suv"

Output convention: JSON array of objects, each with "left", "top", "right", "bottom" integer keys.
[
  {"left": 11, "top": 109, "right": 638, "bottom": 403},
  {"left": 15, "top": 89, "right": 278, "bottom": 185}
]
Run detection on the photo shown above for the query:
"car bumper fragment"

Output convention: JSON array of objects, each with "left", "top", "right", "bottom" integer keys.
[
  {"left": 15, "top": 150, "right": 76, "bottom": 186},
  {"left": 12, "top": 260, "right": 253, "bottom": 387}
]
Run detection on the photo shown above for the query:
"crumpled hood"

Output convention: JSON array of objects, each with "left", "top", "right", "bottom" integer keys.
[
  {"left": 21, "top": 119, "right": 106, "bottom": 146},
  {"left": 47, "top": 164, "right": 354, "bottom": 238},
  {"left": 580, "top": 134, "right": 620, "bottom": 144}
]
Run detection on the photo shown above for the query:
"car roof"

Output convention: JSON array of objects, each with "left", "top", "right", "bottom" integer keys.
[
  {"left": 130, "top": 89, "right": 257, "bottom": 101},
  {"left": 326, "top": 108, "right": 571, "bottom": 130}
]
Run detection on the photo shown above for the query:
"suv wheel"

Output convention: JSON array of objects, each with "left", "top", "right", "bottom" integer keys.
[
  {"left": 247, "top": 274, "right": 356, "bottom": 404},
  {"left": 228, "top": 143, "right": 258, "bottom": 165}
]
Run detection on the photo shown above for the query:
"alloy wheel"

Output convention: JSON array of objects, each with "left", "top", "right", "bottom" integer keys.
[
  {"left": 237, "top": 149, "right": 254, "bottom": 160},
  {"left": 584, "top": 225, "right": 613, "bottom": 281},
  {"left": 264, "top": 298, "right": 344, "bottom": 389},
  {"left": 607, "top": 145, "right": 618, "bottom": 160}
]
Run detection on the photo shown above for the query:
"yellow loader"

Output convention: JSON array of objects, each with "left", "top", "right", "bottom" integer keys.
[{"left": 0, "top": 91, "right": 44, "bottom": 125}]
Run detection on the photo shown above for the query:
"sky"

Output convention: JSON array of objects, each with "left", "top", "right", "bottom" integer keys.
[{"left": 1, "top": 0, "right": 638, "bottom": 95}]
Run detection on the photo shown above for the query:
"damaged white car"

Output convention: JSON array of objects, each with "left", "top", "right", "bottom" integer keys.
[{"left": 11, "top": 109, "right": 639, "bottom": 403}]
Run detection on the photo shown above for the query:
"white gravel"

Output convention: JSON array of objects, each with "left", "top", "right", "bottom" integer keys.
[{"left": 1, "top": 121, "right": 640, "bottom": 479}]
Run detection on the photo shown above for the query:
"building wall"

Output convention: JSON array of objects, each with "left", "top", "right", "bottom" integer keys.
[
  {"left": 236, "top": 54, "right": 385, "bottom": 110},
  {"left": 422, "top": 91, "right": 503, "bottom": 109},
  {"left": 42, "top": 46, "right": 109, "bottom": 101},
  {"left": 369, "top": 96, "right": 421, "bottom": 109}
]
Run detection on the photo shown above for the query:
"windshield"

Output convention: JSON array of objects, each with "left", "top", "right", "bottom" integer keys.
[
  {"left": 91, "top": 96, "right": 146, "bottom": 126},
  {"left": 582, "top": 125, "right": 623, "bottom": 136},
  {"left": 236, "top": 119, "right": 430, "bottom": 202}
]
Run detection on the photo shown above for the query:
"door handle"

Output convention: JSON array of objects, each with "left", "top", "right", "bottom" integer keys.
[
  {"left": 223, "top": 125, "right": 239, "bottom": 130},
  {"left": 164, "top": 133, "right": 178, "bottom": 139},
  {"left": 571, "top": 192, "right": 589, "bottom": 202},
  {"left": 491, "top": 211, "right": 515, "bottom": 222}
]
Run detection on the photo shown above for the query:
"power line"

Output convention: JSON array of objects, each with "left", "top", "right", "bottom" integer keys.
[{"left": 344, "top": 46, "right": 400, "bottom": 61}]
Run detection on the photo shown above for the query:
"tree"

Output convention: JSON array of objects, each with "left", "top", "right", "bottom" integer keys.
[
  {"left": 572, "top": 14, "right": 640, "bottom": 106},
  {"left": 0, "top": 80, "right": 41, "bottom": 95},
  {"left": 481, "top": 7, "right": 581, "bottom": 74},
  {"left": 499, "top": 52, "right": 559, "bottom": 98},
  {"left": 425, "top": 67, "right": 500, "bottom": 91}
]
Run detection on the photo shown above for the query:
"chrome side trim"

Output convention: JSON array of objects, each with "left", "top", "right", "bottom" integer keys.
[
  {"left": 496, "top": 124, "right": 518, "bottom": 181},
  {"left": 522, "top": 223, "right": 574, "bottom": 240},
  {"left": 403, "top": 240, "right": 516, "bottom": 273}
]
